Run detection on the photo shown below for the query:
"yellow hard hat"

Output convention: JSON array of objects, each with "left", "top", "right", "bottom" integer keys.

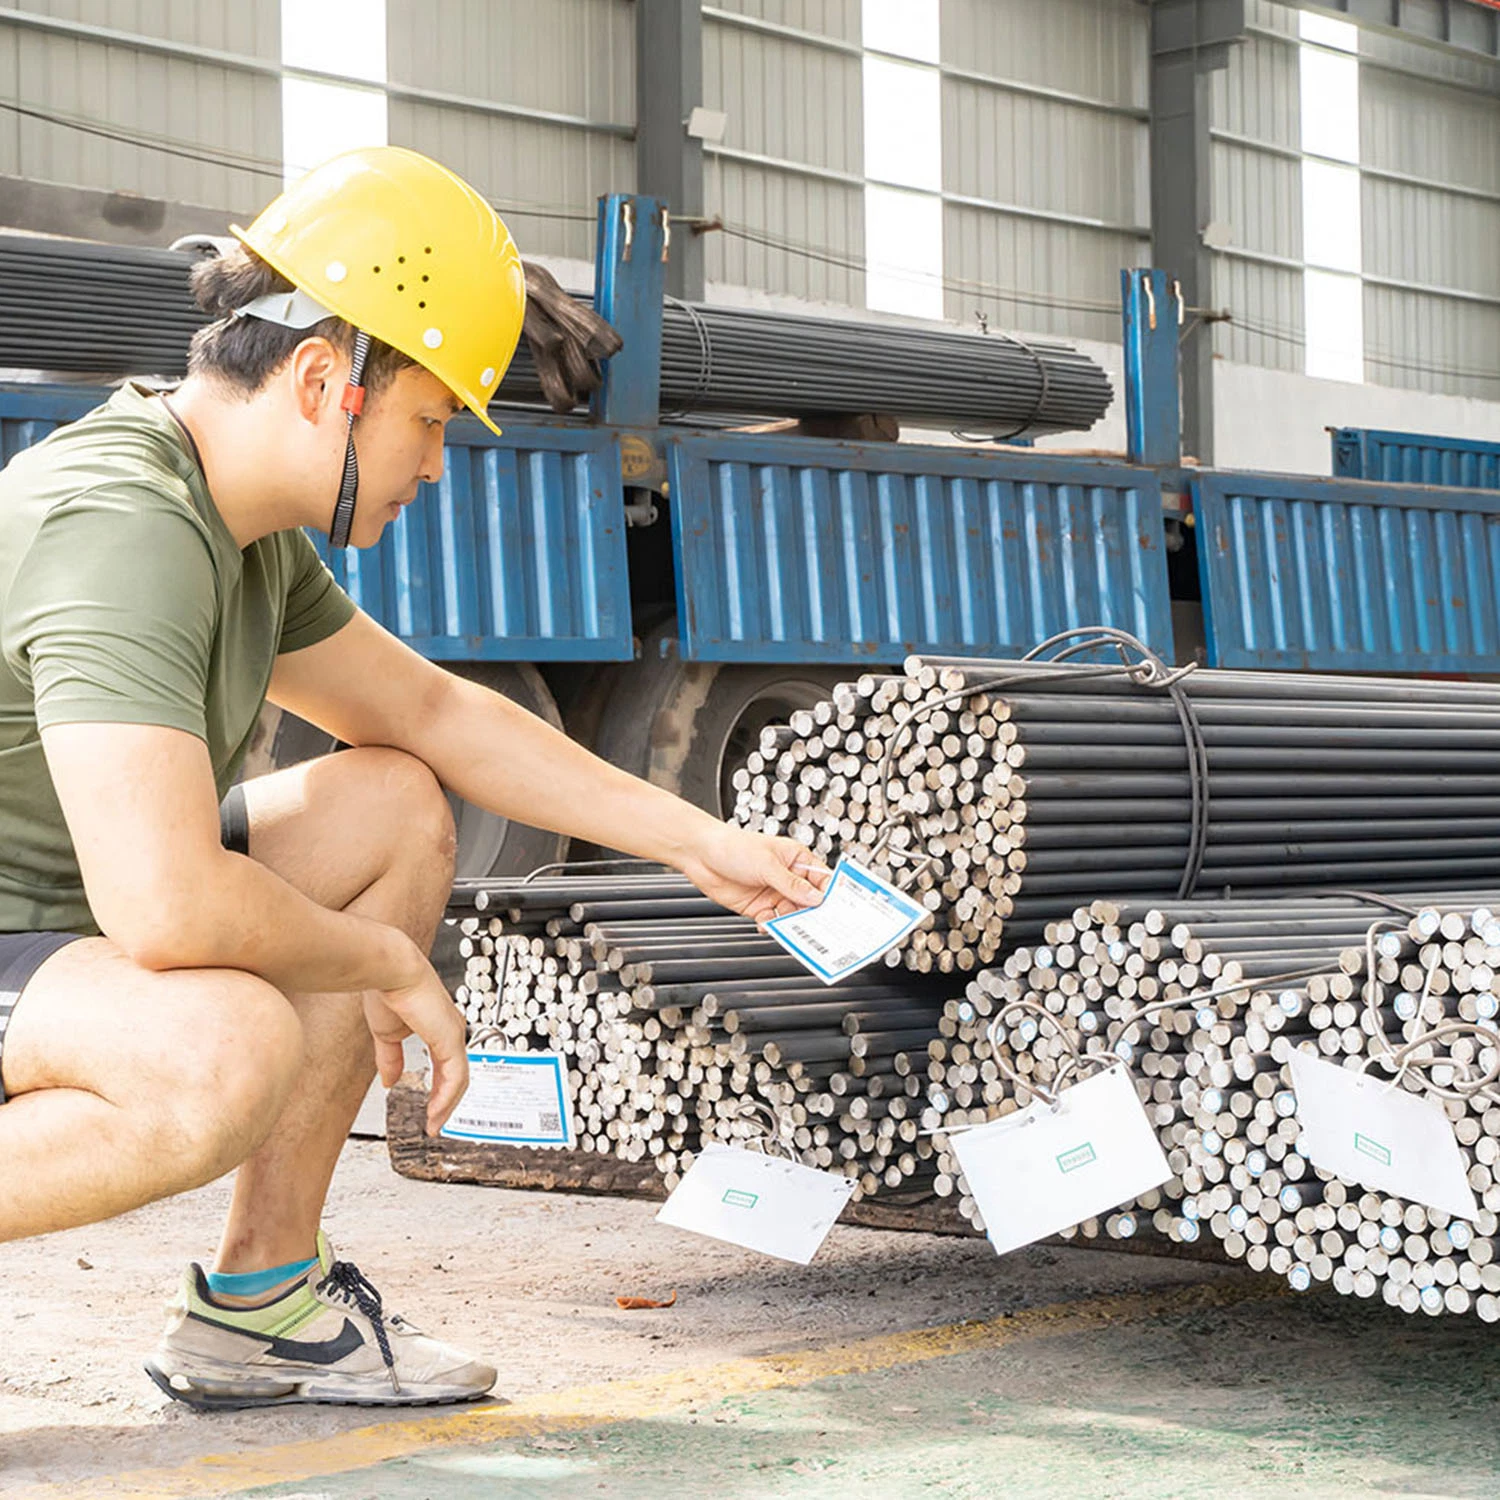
[{"left": 232, "top": 146, "right": 525, "bottom": 435}]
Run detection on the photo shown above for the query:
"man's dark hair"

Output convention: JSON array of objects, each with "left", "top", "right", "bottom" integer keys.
[{"left": 187, "top": 246, "right": 418, "bottom": 396}]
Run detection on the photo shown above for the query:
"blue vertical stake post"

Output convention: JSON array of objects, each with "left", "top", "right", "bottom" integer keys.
[
  {"left": 591, "top": 194, "right": 668, "bottom": 429},
  {"left": 1121, "top": 268, "right": 1183, "bottom": 468}
]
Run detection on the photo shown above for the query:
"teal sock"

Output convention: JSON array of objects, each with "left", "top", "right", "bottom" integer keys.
[{"left": 205, "top": 1256, "right": 317, "bottom": 1299}]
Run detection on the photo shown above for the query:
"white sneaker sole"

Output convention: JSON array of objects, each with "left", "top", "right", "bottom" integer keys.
[{"left": 144, "top": 1352, "right": 497, "bottom": 1410}]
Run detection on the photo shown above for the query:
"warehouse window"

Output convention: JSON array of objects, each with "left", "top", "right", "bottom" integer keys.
[
  {"left": 862, "top": 0, "right": 943, "bottom": 320},
  {"left": 281, "top": 0, "right": 389, "bottom": 182},
  {"left": 1298, "top": 15, "right": 1363, "bottom": 383}
]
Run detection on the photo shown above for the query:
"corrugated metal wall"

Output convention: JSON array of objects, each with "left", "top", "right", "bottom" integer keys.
[
  {"left": 0, "top": 0, "right": 281, "bottom": 216},
  {"left": 1210, "top": 1, "right": 1500, "bottom": 401},
  {"left": 1359, "top": 50, "right": 1500, "bottom": 402},
  {"left": 1209, "top": 0, "right": 1302, "bottom": 372},
  {"left": 700, "top": 1, "right": 864, "bottom": 306},
  {"left": 939, "top": 0, "right": 1148, "bottom": 345},
  {"left": 386, "top": 0, "right": 634, "bottom": 266}
]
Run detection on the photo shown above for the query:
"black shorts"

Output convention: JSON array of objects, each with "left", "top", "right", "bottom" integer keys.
[{"left": 0, "top": 786, "right": 252, "bottom": 1104}]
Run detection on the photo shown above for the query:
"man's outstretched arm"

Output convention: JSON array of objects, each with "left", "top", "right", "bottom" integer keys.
[{"left": 269, "top": 610, "right": 829, "bottom": 921}]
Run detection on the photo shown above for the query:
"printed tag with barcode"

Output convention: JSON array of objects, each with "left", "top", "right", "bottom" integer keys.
[
  {"left": 441, "top": 1051, "right": 574, "bottom": 1148},
  {"left": 765, "top": 857, "right": 928, "bottom": 985}
]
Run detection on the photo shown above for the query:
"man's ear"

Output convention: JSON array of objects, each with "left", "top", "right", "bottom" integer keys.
[{"left": 286, "top": 337, "right": 346, "bottom": 423}]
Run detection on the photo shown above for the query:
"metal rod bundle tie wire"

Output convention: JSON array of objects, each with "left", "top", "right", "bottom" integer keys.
[
  {"left": 732, "top": 1098, "right": 799, "bottom": 1161},
  {"left": 660, "top": 294, "right": 713, "bottom": 421},
  {"left": 1109, "top": 962, "right": 1342, "bottom": 1044},
  {"left": 1344, "top": 912, "right": 1500, "bottom": 1104},
  {"left": 989, "top": 328, "right": 1052, "bottom": 442},
  {"left": 868, "top": 627, "right": 1210, "bottom": 902}
]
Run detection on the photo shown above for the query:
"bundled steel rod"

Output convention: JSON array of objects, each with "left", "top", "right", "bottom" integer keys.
[
  {"left": 0, "top": 233, "right": 1111, "bottom": 436},
  {"left": 928, "top": 891, "right": 1500, "bottom": 1318},
  {"left": 734, "top": 646, "right": 1500, "bottom": 972},
  {"left": 656, "top": 301, "right": 1112, "bottom": 436},
  {"left": 448, "top": 873, "right": 950, "bottom": 1200}
]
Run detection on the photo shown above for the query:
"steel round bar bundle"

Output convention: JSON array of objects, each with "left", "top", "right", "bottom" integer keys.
[
  {"left": 930, "top": 890, "right": 1500, "bottom": 1314},
  {"left": 734, "top": 656, "right": 1500, "bottom": 972},
  {"left": 448, "top": 873, "right": 950, "bottom": 1200},
  {"left": 0, "top": 233, "right": 1112, "bottom": 436},
  {"left": 657, "top": 301, "right": 1112, "bottom": 436},
  {"left": 926, "top": 905, "right": 1198, "bottom": 1244},
  {"left": 0, "top": 234, "right": 205, "bottom": 375},
  {"left": 1157, "top": 893, "right": 1500, "bottom": 1317}
]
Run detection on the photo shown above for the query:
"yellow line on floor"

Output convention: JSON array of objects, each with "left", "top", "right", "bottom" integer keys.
[{"left": 15, "top": 1274, "right": 1282, "bottom": 1500}]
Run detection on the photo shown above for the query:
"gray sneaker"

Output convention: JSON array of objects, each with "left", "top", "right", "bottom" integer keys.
[{"left": 144, "top": 1231, "right": 497, "bottom": 1409}]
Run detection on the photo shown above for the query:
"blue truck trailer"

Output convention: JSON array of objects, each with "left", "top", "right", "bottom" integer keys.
[{"left": 2, "top": 192, "right": 1498, "bottom": 877}]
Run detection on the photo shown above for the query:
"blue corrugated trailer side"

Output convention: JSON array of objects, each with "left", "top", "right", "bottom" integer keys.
[
  {"left": 4, "top": 203, "right": 1498, "bottom": 875},
  {"left": 1332, "top": 428, "right": 1500, "bottom": 491}
]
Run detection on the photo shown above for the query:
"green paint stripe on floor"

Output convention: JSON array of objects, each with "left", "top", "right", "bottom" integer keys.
[{"left": 13, "top": 1275, "right": 1280, "bottom": 1500}]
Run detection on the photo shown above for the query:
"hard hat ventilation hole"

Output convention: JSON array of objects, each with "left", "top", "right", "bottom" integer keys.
[
  {"left": 373, "top": 266, "right": 381, "bottom": 274},
  {"left": 417, "top": 300, "right": 426, "bottom": 309},
  {"left": 396, "top": 283, "right": 405, "bottom": 292},
  {"left": 398, "top": 255, "right": 406, "bottom": 264},
  {"left": 424, "top": 246, "right": 432, "bottom": 254},
  {"left": 421, "top": 274, "right": 430, "bottom": 283}
]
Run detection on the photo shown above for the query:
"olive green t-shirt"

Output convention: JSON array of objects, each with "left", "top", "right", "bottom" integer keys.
[{"left": 0, "top": 382, "right": 356, "bottom": 934}]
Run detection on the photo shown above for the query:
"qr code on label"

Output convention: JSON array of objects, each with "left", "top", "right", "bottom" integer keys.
[{"left": 538, "top": 1112, "right": 562, "bottom": 1134}]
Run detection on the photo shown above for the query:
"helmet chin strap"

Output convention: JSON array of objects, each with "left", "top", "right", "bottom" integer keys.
[{"left": 329, "top": 330, "right": 371, "bottom": 549}]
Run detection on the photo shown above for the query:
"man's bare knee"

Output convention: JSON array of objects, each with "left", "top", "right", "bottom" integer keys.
[
  {"left": 370, "top": 748, "right": 456, "bottom": 869},
  {"left": 156, "top": 970, "right": 303, "bottom": 1184}
]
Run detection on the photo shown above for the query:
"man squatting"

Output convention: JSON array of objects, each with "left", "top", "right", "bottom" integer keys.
[{"left": 0, "top": 146, "right": 829, "bottom": 1408}]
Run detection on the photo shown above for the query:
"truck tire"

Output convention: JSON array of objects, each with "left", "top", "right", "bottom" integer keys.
[
  {"left": 592, "top": 623, "right": 848, "bottom": 819},
  {"left": 242, "top": 662, "right": 569, "bottom": 880}
]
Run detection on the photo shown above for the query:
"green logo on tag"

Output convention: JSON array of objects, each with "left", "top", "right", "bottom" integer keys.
[
  {"left": 1354, "top": 1132, "right": 1391, "bottom": 1167},
  {"left": 1056, "top": 1143, "right": 1097, "bottom": 1174},
  {"left": 723, "top": 1189, "right": 759, "bottom": 1209}
]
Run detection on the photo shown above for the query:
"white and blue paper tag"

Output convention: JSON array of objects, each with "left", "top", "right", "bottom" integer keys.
[
  {"left": 656, "top": 1144, "right": 856, "bottom": 1264},
  {"left": 441, "top": 1050, "right": 575, "bottom": 1148},
  {"left": 766, "top": 856, "right": 928, "bottom": 985}
]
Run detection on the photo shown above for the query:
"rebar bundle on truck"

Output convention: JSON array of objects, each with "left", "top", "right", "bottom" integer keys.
[{"left": 0, "top": 231, "right": 1111, "bottom": 437}]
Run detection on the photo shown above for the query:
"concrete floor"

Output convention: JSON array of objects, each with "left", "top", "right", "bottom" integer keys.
[{"left": 3, "top": 1143, "right": 1498, "bottom": 1500}]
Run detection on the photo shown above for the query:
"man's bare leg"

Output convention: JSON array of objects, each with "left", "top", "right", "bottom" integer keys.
[
  {"left": 208, "top": 745, "right": 456, "bottom": 1277},
  {"left": 0, "top": 951, "right": 303, "bottom": 1241}
]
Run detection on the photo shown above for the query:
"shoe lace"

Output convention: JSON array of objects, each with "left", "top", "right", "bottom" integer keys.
[{"left": 319, "top": 1259, "right": 401, "bottom": 1395}]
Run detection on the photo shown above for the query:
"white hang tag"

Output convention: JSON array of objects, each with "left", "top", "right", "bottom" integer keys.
[
  {"left": 441, "top": 1050, "right": 575, "bottom": 1148},
  {"left": 1287, "top": 1051, "right": 1478, "bottom": 1221},
  {"left": 655, "top": 1144, "right": 856, "bottom": 1264},
  {"left": 949, "top": 1065, "right": 1172, "bottom": 1258},
  {"left": 765, "top": 856, "right": 927, "bottom": 985}
]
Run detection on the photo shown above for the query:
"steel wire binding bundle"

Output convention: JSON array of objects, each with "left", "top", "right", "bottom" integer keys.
[{"left": 0, "top": 232, "right": 1111, "bottom": 437}]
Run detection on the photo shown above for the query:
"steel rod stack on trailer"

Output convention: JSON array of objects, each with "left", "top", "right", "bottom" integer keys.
[
  {"left": 0, "top": 233, "right": 1111, "bottom": 437},
  {"left": 926, "top": 892, "right": 1500, "bottom": 1317},
  {"left": 654, "top": 301, "right": 1113, "bottom": 436},
  {"left": 446, "top": 874, "right": 951, "bottom": 1200},
  {"left": 734, "top": 656, "right": 1500, "bottom": 970}
]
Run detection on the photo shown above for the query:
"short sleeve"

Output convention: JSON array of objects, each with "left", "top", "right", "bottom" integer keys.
[
  {"left": 278, "top": 529, "right": 357, "bottom": 655},
  {"left": 3, "top": 489, "right": 218, "bottom": 738}
]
